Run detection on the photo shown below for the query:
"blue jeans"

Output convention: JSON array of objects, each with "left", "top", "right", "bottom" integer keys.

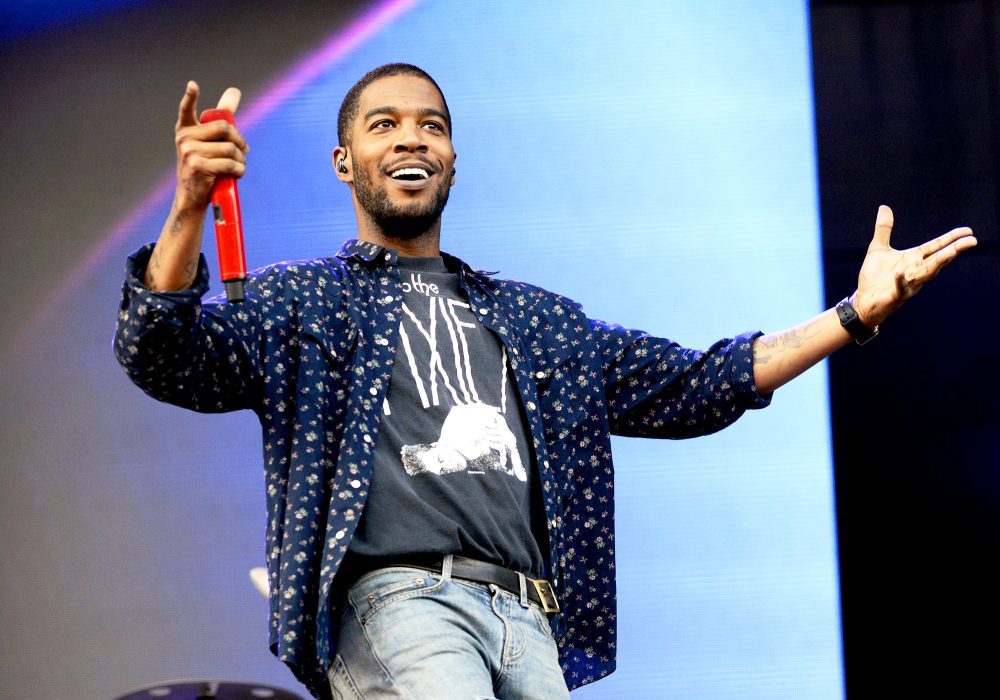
[{"left": 328, "top": 555, "right": 570, "bottom": 699}]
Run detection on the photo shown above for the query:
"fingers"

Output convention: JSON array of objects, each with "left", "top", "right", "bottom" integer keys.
[
  {"left": 187, "top": 156, "right": 247, "bottom": 178},
  {"left": 216, "top": 86, "right": 242, "bottom": 115},
  {"left": 872, "top": 204, "right": 894, "bottom": 247},
  {"left": 188, "top": 119, "right": 248, "bottom": 152},
  {"left": 175, "top": 82, "right": 248, "bottom": 149},
  {"left": 904, "top": 234, "right": 977, "bottom": 291},
  {"left": 178, "top": 139, "right": 247, "bottom": 166},
  {"left": 923, "top": 235, "right": 977, "bottom": 275},
  {"left": 176, "top": 80, "right": 200, "bottom": 130},
  {"left": 178, "top": 131, "right": 247, "bottom": 176},
  {"left": 176, "top": 119, "right": 249, "bottom": 160},
  {"left": 917, "top": 227, "right": 975, "bottom": 259}
]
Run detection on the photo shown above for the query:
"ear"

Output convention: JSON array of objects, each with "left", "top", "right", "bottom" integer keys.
[
  {"left": 449, "top": 151, "right": 457, "bottom": 187},
  {"left": 332, "top": 145, "right": 352, "bottom": 183}
]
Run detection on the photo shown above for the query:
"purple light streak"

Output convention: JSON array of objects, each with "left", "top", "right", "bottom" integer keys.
[{"left": 16, "top": 0, "right": 420, "bottom": 354}]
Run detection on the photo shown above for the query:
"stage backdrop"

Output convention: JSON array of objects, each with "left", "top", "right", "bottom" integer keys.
[{"left": 1, "top": 1, "right": 843, "bottom": 697}]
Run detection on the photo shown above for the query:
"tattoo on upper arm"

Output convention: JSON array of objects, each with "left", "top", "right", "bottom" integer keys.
[
  {"left": 170, "top": 211, "right": 185, "bottom": 235},
  {"left": 184, "top": 257, "right": 198, "bottom": 284}
]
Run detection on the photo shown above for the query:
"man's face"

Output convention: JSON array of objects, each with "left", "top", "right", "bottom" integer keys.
[{"left": 343, "top": 74, "right": 456, "bottom": 238}]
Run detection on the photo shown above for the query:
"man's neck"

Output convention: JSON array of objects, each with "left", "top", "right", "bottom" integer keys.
[{"left": 357, "top": 219, "right": 442, "bottom": 257}]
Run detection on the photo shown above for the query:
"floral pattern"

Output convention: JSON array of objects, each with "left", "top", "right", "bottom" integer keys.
[{"left": 115, "top": 239, "right": 770, "bottom": 698}]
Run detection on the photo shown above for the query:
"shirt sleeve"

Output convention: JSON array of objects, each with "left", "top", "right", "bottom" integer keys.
[
  {"left": 113, "top": 243, "right": 264, "bottom": 413},
  {"left": 592, "top": 319, "right": 772, "bottom": 439}
]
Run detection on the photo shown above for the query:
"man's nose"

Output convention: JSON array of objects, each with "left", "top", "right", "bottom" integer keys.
[{"left": 393, "top": 121, "right": 427, "bottom": 152}]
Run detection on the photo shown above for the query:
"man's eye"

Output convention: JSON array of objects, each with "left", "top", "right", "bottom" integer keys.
[
  {"left": 424, "top": 122, "right": 444, "bottom": 132},
  {"left": 373, "top": 119, "right": 393, "bottom": 128}
]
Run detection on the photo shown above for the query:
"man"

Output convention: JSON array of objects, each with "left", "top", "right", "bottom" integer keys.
[{"left": 115, "top": 64, "right": 976, "bottom": 699}]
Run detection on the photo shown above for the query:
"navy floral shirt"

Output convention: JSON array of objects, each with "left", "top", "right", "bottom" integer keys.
[{"left": 114, "top": 239, "right": 770, "bottom": 698}]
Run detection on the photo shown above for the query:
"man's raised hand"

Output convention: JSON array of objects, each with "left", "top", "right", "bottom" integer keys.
[
  {"left": 143, "top": 82, "right": 248, "bottom": 292},
  {"left": 852, "top": 205, "right": 977, "bottom": 328},
  {"left": 173, "top": 81, "right": 248, "bottom": 214}
]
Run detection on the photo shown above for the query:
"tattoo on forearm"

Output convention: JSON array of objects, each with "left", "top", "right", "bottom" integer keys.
[
  {"left": 146, "top": 247, "right": 162, "bottom": 289},
  {"left": 753, "top": 321, "right": 823, "bottom": 366},
  {"left": 170, "top": 211, "right": 185, "bottom": 235}
]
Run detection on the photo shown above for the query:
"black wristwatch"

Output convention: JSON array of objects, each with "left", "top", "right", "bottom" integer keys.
[{"left": 836, "top": 297, "right": 879, "bottom": 345}]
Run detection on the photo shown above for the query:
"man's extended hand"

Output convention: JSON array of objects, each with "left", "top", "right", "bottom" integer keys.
[
  {"left": 853, "top": 205, "right": 977, "bottom": 328},
  {"left": 173, "top": 81, "right": 248, "bottom": 214},
  {"left": 752, "top": 205, "right": 977, "bottom": 394}
]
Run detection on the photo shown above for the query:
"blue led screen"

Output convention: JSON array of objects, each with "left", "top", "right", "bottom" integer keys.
[{"left": 4, "top": 1, "right": 843, "bottom": 697}]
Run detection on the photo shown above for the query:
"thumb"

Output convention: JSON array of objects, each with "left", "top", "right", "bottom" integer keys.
[
  {"left": 872, "top": 204, "right": 894, "bottom": 247},
  {"left": 176, "top": 80, "right": 200, "bottom": 129},
  {"left": 216, "top": 87, "right": 242, "bottom": 115}
]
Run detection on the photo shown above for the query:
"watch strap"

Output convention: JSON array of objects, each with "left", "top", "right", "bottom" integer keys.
[{"left": 837, "top": 297, "right": 879, "bottom": 345}]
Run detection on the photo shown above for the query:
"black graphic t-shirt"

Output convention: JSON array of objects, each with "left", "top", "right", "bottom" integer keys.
[{"left": 345, "top": 256, "right": 546, "bottom": 578}]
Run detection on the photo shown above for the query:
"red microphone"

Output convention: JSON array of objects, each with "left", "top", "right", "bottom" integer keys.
[{"left": 200, "top": 107, "right": 247, "bottom": 303}]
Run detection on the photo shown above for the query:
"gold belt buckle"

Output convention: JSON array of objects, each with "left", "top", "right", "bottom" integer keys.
[{"left": 531, "top": 578, "right": 560, "bottom": 614}]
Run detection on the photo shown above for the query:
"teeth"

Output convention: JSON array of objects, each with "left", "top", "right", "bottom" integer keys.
[{"left": 390, "top": 167, "right": 430, "bottom": 180}]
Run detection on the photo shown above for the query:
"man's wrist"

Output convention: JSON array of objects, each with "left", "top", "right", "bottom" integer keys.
[
  {"left": 838, "top": 294, "right": 879, "bottom": 345},
  {"left": 172, "top": 191, "right": 210, "bottom": 220},
  {"left": 848, "top": 291, "right": 884, "bottom": 330}
]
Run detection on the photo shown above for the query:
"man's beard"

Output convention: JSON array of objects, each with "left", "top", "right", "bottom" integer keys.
[{"left": 354, "top": 161, "right": 451, "bottom": 239}]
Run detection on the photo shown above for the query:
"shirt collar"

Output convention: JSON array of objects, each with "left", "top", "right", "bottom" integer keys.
[
  {"left": 335, "top": 239, "right": 496, "bottom": 277},
  {"left": 335, "top": 239, "right": 391, "bottom": 266}
]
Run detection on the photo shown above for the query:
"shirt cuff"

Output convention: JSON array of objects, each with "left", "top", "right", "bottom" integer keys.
[
  {"left": 120, "top": 243, "right": 212, "bottom": 325},
  {"left": 122, "top": 242, "right": 210, "bottom": 296},
  {"left": 733, "top": 330, "right": 773, "bottom": 409}
]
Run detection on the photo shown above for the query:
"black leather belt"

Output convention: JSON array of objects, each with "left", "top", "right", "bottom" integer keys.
[{"left": 340, "top": 554, "right": 560, "bottom": 614}]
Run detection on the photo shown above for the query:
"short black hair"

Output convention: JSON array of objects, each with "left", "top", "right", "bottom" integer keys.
[{"left": 337, "top": 63, "right": 451, "bottom": 146}]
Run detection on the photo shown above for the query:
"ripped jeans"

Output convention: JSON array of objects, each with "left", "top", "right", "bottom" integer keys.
[{"left": 328, "top": 555, "right": 570, "bottom": 700}]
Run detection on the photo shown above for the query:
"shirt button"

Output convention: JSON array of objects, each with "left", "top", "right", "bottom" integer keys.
[
  {"left": 384, "top": 253, "right": 391, "bottom": 261},
  {"left": 479, "top": 308, "right": 489, "bottom": 315},
  {"left": 511, "top": 347, "right": 518, "bottom": 355},
  {"left": 377, "top": 338, "right": 389, "bottom": 346},
  {"left": 526, "top": 401, "right": 536, "bottom": 411},
  {"left": 384, "top": 295, "right": 394, "bottom": 303},
  {"left": 350, "top": 479, "right": 362, "bottom": 489},
  {"left": 536, "top": 371, "right": 546, "bottom": 379},
  {"left": 369, "top": 387, "right": 378, "bottom": 396},
  {"left": 363, "top": 434, "right": 372, "bottom": 444},
  {"left": 335, "top": 529, "right": 346, "bottom": 540}
]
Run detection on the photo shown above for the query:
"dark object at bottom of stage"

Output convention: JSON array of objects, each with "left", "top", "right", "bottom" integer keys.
[{"left": 112, "top": 679, "right": 306, "bottom": 700}]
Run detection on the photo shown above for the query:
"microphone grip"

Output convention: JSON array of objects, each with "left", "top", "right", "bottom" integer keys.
[{"left": 200, "top": 107, "right": 247, "bottom": 303}]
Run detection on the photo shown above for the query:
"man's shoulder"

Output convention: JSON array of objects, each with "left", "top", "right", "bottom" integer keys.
[
  {"left": 484, "top": 274, "right": 585, "bottom": 314},
  {"left": 247, "top": 255, "right": 355, "bottom": 289}
]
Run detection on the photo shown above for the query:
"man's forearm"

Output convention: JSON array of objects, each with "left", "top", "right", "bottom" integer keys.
[
  {"left": 752, "top": 306, "right": 853, "bottom": 395},
  {"left": 144, "top": 200, "right": 205, "bottom": 291}
]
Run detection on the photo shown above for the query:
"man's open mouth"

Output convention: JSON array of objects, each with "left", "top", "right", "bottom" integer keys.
[{"left": 389, "top": 167, "right": 431, "bottom": 181}]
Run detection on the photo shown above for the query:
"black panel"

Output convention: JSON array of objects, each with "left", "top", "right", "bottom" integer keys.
[{"left": 811, "top": 0, "right": 1000, "bottom": 694}]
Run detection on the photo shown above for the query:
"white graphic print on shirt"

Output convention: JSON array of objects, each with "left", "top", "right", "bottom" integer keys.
[{"left": 386, "top": 273, "right": 526, "bottom": 482}]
